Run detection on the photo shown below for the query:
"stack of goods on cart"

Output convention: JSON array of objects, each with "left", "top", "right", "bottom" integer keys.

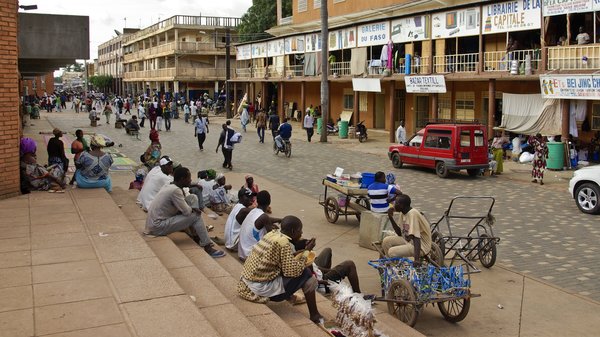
[
  {"left": 370, "top": 257, "right": 470, "bottom": 301},
  {"left": 325, "top": 167, "right": 363, "bottom": 188},
  {"left": 323, "top": 282, "right": 387, "bottom": 337}
]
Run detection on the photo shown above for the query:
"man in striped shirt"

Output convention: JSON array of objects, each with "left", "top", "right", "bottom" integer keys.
[{"left": 367, "top": 171, "right": 402, "bottom": 213}]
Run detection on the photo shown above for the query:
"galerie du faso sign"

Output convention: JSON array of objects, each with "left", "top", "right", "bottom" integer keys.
[
  {"left": 357, "top": 21, "right": 390, "bottom": 47},
  {"left": 482, "top": 0, "right": 541, "bottom": 34},
  {"left": 540, "top": 75, "right": 600, "bottom": 100}
]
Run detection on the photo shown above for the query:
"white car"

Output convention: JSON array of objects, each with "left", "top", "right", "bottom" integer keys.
[{"left": 568, "top": 165, "right": 600, "bottom": 214}]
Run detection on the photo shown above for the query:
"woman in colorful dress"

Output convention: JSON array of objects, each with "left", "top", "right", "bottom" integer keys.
[
  {"left": 528, "top": 133, "right": 548, "bottom": 185},
  {"left": 75, "top": 135, "right": 113, "bottom": 192},
  {"left": 20, "top": 137, "right": 66, "bottom": 193},
  {"left": 141, "top": 129, "right": 162, "bottom": 169}
]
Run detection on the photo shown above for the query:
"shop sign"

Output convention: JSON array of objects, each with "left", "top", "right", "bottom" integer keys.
[
  {"left": 357, "top": 21, "right": 390, "bottom": 47},
  {"left": 543, "top": 0, "right": 593, "bottom": 16},
  {"left": 328, "top": 27, "right": 356, "bottom": 50},
  {"left": 284, "top": 36, "right": 305, "bottom": 54},
  {"left": 431, "top": 8, "right": 480, "bottom": 39},
  {"left": 251, "top": 42, "right": 267, "bottom": 58},
  {"left": 267, "top": 39, "right": 284, "bottom": 57},
  {"left": 404, "top": 75, "right": 447, "bottom": 93},
  {"left": 305, "top": 32, "right": 322, "bottom": 52},
  {"left": 391, "top": 15, "right": 430, "bottom": 43},
  {"left": 482, "top": 0, "right": 541, "bottom": 34},
  {"left": 540, "top": 75, "right": 600, "bottom": 99},
  {"left": 236, "top": 44, "right": 251, "bottom": 60}
]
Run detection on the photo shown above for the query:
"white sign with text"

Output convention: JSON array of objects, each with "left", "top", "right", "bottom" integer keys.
[{"left": 405, "top": 75, "right": 447, "bottom": 93}]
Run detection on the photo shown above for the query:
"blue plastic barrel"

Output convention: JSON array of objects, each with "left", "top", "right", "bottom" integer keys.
[
  {"left": 405, "top": 54, "right": 411, "bottom": 75},
  {"left": 361, "top": 172, "right": 375, "bottom": 188}
]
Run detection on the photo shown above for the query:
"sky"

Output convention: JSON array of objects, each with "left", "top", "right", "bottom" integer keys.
[{"left": 27, "top": 0, "right": 253, "bottom": 60}]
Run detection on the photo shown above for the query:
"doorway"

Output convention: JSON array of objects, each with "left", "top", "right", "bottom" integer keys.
[
  {"left": 415, "top": 95, "right": 430, "bottom": 128},
  {"left": 375, "top": 93, "right": 385, "bottom": 129}
]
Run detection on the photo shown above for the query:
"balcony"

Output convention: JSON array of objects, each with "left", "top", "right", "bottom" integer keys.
[
  {"left": 484, "top": 49, "right": 541, "bottom": 72},
  {"left": 548, "top": 44, "right": 600, "bottom": 70},
  {"left": 285, "top": 65, "right": 303, "bottom": 77},
  {"left": 330, "top": 62, "right": 350, "bottom": 76},
  {"left": 123, "top": 41, "right": 224, "bottom": 63},
  {"left": 123, "top": 67, "right": 229, "bottom": 81},
  {"left": 122, "top": 15, "right": 241, "bottom": 45},
  {"left": 434, "top": 53, "right": 479, "bottom": 73}
]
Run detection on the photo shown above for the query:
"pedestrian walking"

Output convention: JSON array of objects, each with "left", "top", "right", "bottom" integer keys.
[
  {"left": 103, "top": 102, "right": 112, "bottom": 124},
  {"left": 184, "top": 102, "right": 190, "bottom": 123},
  {"left": 194, "top": 115, "right": 209, "bottom": 151},
  {"left": 528, "top": 134, "right": 548, "bottom": 185},
  {"left": 268, "top": 110, "right": 280, "bottom": 141},
  {"left": 216, "top": 121, "right": 237, "bottom": 170},
  {"left": 255, "top": 109, "right": 267, "bottom": 143},
  {"left": 156, "top": 102, "right": 164, "bottom": 131},
  {"left": 149, "top": 101, "right": 157, "bottom": 130},
  {"left": 138, "top": 101, "right": 146, "bottom": 128},
  {"left": 491, "top": 130, "right": 509, "bottom": 174},
  {"left": 303, "top": 111, "right": 314, "bottom": 142}
]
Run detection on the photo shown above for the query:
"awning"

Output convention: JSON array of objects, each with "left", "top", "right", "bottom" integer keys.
[
  {"left": 352, "top": 78, "right": 381, "bottom": 92},
  {"left": 500, "top": 93, "right": 562, "bottom": 136}
]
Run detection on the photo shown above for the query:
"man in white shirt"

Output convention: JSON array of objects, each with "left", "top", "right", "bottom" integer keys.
[
  {"left": 576, "top": 26, "right": 590, "bottom": 45},
  {"left": 395, "top": 120, "right": 406, "bottom": 144},
  {"left": 224, "top": 188, "right": 254, "bottom": 251},
  {"left": 237, "top": 190, "right": 281, "bottom": 261},
  {"left": 137, "top": 156, "right": 174, "bottom": 211},
  {"left": 303, "top": 112, "right": 314, "bottom": 142}
]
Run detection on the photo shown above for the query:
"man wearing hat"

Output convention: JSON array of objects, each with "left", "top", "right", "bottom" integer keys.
[
  {"left": 47, "top": 128, "right": 69, "bottom": 173},
  {"left": 137, "top": 156, "right": 174, "bottom": 211}
]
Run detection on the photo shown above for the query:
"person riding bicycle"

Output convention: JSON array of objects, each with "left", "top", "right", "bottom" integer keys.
[{"left": 275, "top": 117, "right": 292, "bottom": 151}]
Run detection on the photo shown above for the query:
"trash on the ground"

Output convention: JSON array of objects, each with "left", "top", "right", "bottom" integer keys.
[
  {"left": 207, "top": 213, "right": 218, "bottom": 219},
  {"left": 190, "top": 295, "right": 196, "bottom": 302},
  {"left": 498, "top": 304, "right": 504, "bottom": 309},
  {"left": 99, "top": 232, "right": 109, "bottom": 237},
  {"left": 118, "top": 204, "right": 122, "bottom": 208}
]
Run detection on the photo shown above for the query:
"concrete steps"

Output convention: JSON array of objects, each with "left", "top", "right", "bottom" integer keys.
[{"left": 110, "top": 187, "right": 317, "bottom": 337}]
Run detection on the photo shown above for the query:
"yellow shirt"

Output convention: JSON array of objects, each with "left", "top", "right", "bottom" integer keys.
[{"left": 400, "top": 208, "right": 432, "bottom": 255}]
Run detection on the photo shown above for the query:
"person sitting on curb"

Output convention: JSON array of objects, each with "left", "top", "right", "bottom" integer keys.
[
  {"left": 145, "top": 166, "right": 225, "bottom": 258},
  {"left": 223, "top": 188, "right": 254, "bottom": 251},
  {"left": 75, "top": 135, "right": 114, "bottom": 192},
  {"left": 209, "top": 173, "right": 234, "bottom": 214},
  {"left": 125, "top": 115, "right": 140, "bottom": 135},
  {"left": 382, "top": 194, "right": 432, "bottom": 267},
  {"left": 137, "top": 156, "right": 174, "bottom": 211},
  {"left": 237, "top": 190, "right": 282, "bottom": 261},
  {"left": 367, "top": 171, "right": 402, "bottom": 213},
  {"left": 194, "top": 170, "right": 215, "bottom": 208},
  {"left": 237, "top": 215, "right": 323, "bottom": 324}
]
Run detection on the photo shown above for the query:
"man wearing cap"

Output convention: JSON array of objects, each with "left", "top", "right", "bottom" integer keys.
[
  {"left": 47, "top": 128, "right": 69, "bottom": 173},
  {"left": 146, "top": 167, "right": 225, "bottom": 258},
  {"left": 224, "top": 188, "right": 254, "bottom": 251},
  {"left": 137, "top": 156, "right": 174, "bottom": 211}
]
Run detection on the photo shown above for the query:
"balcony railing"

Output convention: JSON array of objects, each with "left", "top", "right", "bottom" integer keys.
[
  {"left": 285, "top": 65, "right": 303, "bottom": 77},
  {"left": 548, "top": 44, "right": 600, "bottom": 70},
  {"left": 434, "top": 53, "right": 479, "bottom": 73},
  {"left": 236, "top": 68, "right": 252, "bottom": 78},
  {"left": 484, "top": 49, "right": 541, "bottom": 72},
  {"left": 330, "top": 61, "right": 350, "bottom": 76},
  {"left": 253, "top": 67, "right": 267, "bottom": 78},
  {"left": 124, "top": 41, "right": 224, "bottom": 62},
  {"left": 122, "top": 15, "right": 241, "bottom": 44},
  {"left": 123, "top": 67, "right": 229, "bottom": 80}
]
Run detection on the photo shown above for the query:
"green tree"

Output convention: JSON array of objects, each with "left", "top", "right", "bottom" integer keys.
[
  {"left": 66, "top": 62, "right": 85, "bottom": 72},
  {"left": 89, "top": 75, "right": 113, "bottom": 92},
  {"left": 237, "top": 0, "right": 277, "bottom": 42}
]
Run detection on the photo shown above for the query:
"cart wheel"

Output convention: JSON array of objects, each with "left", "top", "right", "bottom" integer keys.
[
  {"left": 478, "top": 233, "right": 497, "bottom": 268},
  {"left": 438, "top": 297, "right": 470, "bottom": 323},
  {"left": 391, "top": 153, "right": 403, "bottom": 168},
  {"left": 355, "top": 197, "right": 370, "bottom": 221},
  {"left": 427, "top": 242, "right": 445, "bottom": 267},
  {"left": 436, "top": 161, "right": 449, "bottom": 178},
  {"left": 431, "top": 231, "right": 445, "bottom": 257},
  {"left": 324, "top": 197, "right": 339, "bottom": 223},
  {"left": 386, "top": 279, "right": 419, "bottom": 327}
]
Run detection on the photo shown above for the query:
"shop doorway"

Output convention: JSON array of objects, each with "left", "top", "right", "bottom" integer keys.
[
  {"left": 415, "top": 95, "right": 429, "bottom": 129},
  {"left": 482, "top": 96, "right": 503, "bottom": 127},
  {"left": 395, "top": 89, "right": 406, "bottom": 129},
  {"left": 375, "top": 93, "right": 385, "bottom": 129}
]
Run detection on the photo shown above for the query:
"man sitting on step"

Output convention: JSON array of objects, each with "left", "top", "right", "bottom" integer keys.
[
  {"left": 223, "top": 188, "right": 254, "bottom": 251},
  {"left": 237, "top": 215, "right": 323, "bottom": 324},
  {"left": 145, "top": 166, "right": 225, "bottom": 258},
  {"left": 137, "top": 156, "right": 174, "bottom": 211},
  {"left": 237, "top": 190, "right": 281, "bottom": 261}
]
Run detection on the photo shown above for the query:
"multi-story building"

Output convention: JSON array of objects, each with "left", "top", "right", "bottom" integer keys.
[
  {"left": 97, "top": 28, "right": 139, "bottom": 95},
  {"left": 232, "top": 0, "right": 600, "bottom": 147},
  {"left": 120, "top": 15, "right": 240, "bottom": 101}
]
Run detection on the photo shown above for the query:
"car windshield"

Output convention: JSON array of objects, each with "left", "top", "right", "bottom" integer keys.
[{"left": 409, "top": 134, "right": 423, "bottom": 147}]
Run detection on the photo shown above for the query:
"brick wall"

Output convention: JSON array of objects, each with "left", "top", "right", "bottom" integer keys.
[
  {"left": 21, "top": 72, "right": 55, "bottom": 98},
  {"left": 0, "top": 0, "right": 21, "bottom": 199}
]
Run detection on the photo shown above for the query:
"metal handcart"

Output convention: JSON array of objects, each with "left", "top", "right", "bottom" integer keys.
[
  {"left": 319, "top": 179, "right": 370, "bottom": 223},
  {"left": 430, "top": 196, "right": 499, "bottom": 272},
  {"left": 369, "top": 257, "right": 479, "bottom": 327}
]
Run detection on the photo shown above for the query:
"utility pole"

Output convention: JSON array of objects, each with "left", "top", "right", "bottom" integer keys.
[
  {"left": 319, "top": 0, "right": 329, "bottom": 142},
  {"left": 225, "top": 28, "right": 232, "bottom": 118}
]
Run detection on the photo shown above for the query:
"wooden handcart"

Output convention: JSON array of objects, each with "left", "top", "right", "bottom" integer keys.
[{"left": 319, "top": 179, "right": 370, "bottom": 223}]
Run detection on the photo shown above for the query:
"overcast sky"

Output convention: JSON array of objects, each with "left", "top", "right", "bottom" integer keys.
[{"left": 29, "top": 0, "right": 253, "bottom": 60}]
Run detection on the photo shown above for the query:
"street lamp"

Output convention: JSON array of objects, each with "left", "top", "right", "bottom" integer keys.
[{"left": 19, "top": 4, "right": 37, "bottom": 10}]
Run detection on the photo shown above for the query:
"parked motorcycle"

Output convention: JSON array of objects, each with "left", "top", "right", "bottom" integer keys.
[{"left": 356, "top": 120, "right": 368, "bottom": 143}]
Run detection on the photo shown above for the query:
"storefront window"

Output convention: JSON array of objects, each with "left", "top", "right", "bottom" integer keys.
[
  {"left": 455, "top": 92, "right": 474, "bottom": 121},
  {"left": 592, "top": 104, "right": 600, "bottom": 130},
  {"left": 359, "top": 92, "right": 367, "bottom": 112},
  {"left": 438, "top": 93, "right": 451, "bottom": 120},
  {"left": 343, "top": 94, "right": 354, "bottom": 110}
]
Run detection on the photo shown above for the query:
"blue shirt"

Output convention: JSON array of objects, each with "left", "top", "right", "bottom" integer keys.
[
  {"left": 367, "top": 182, "right": 397, "bottom": 213},
  {"left": 278, "top": 123, "right": 292, "bottom": 139}
]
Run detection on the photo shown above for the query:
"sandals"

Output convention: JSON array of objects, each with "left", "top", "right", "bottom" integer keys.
[
  {"left": 288, "top": 294, "right": 306, "bottom": 305},
  {"left": 211, "top": 236, "right": 225, "bottom": 245},
  {"left": 206, "top": 225, "right": 214, "bottom": 232},
  {"left": 208, "top": 250, "right": 226, "bottom": 258}
]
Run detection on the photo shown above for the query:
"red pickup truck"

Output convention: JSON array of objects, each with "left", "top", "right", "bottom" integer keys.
[{"left": 388, "top": 124, "right": 489, "bottom": 178}]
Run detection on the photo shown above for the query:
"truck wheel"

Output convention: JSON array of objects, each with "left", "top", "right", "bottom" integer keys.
[
  {"left": 392, "top": 153, "right": 403, "bottom": 168},
  {"left": 436, "top": 161, "right": 449, "bottom": 178}
]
